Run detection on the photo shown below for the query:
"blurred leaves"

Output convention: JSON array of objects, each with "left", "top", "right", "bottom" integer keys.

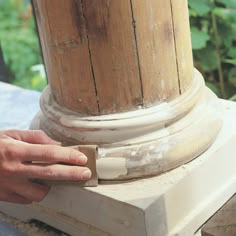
[
  {"left": 191, "top": 27, "right": 210, "bottom": 49},
  {"left": 189, "top": 0, "right": 236, "bottom": 98},
  {"left": 216, "top": 0, "right": 236, "bottom": 8},
  {"left": 0, "top": 0, "right": 45, "bottom": 91},
  {"left": 188, "top": 0, "right": 212, "bottom": 16}
]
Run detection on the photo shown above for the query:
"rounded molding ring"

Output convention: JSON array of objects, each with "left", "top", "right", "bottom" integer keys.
[{"left": 31, "top": 69, "right": 222, "bottom": 180}]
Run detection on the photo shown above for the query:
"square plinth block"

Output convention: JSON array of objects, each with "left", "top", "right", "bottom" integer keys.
[{"left": 1, "top": 100, "right": 236, "bottom": 236}]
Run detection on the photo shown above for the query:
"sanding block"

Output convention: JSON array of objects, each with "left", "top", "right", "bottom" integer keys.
[
  {"left": 72, "top": 145, "right": 98, "bottom": 187},
  {"left": 36, "top": 145, "right": 98, "bottom": 187}
]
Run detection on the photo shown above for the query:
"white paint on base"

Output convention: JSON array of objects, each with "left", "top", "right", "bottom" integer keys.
[{"left": 96, "top": 158, "right": 128, "bottom": 179}]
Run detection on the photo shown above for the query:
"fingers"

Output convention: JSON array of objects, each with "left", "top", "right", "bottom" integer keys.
[
  {"left": 0, "top": 178, "right": 50, "bottom": 204},
  {"left": 21, "top": 144, "right": 88, "bottom": 165},
  {"left": 11, "top": 180, "right": 50, "bottom": 202},
  {"left": 1, "top": 132, "right": 87, "bottom": 166},
  {"left": 19, "top": 164, "right": 92, "bottom": 181},
  {"left": 0, "top": 145, "right": 91, "bottom": 180},
  {"left": 4, "top": 130, "right": 60, "bottom": 145},
  {"left": 3, "top": 193, "right": 33, "bottom": 205}
]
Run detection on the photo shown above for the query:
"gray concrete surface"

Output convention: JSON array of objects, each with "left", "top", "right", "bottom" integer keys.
[{"left": 0, "top": 82, "right": 40, "bottom": 129}]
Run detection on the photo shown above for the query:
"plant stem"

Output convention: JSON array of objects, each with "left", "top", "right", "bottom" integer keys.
[{"left": 211, "top": 12, "right": 226, "bottom": 98}]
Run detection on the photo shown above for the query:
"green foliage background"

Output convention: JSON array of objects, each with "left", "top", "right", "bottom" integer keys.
[
  {"left": 0, "top": 0, "right": 46, "bottom": 91},
  {"left": 0, "top": 0, "right": 235, "bottom": 96},
  {"left": 189, "top": 0, "right": 236, "bottom": 99}
]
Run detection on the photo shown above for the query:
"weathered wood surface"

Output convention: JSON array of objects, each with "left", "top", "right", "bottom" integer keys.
[
  {"left": 131, "top": 0, "right": 179, "bottom": 104},
  {"left": 33, "top": 0, "right": 63, "bottom": 107},
  {"left": 202, "top": 194, "right": 236, "bottom": 236},
  {"left": 33, "top": 0, "right": 194, "bottom": 115},
  {"left": 33, "top": 0, "right": 99, "bottom": 114},
  {"left": 171, "top": 0, "right": 193, "bottom": 93},
  {"left": 82, "top": 1, "right": 143, "bottom": 114}
]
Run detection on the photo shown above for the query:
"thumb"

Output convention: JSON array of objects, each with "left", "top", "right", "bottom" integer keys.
[{"left": 4, "top": 130, "right": 61, "bottom": 145}]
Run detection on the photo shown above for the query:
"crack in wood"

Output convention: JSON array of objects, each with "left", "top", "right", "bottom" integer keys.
[
  {"left": 130, "top": 0, "right": 144, "bottom": 107},
  {"left": 80, "top": 0, "right": 100, "bottom": 114},
  {"left": 169, "top": 0, "right": 182, "bottom": 95},
  {"left": 44, "top": 0, "right": 64, "bottom": 104}
]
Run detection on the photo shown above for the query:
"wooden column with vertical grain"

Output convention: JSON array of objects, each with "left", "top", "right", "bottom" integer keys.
[
  {"left": 1, "top": 3, "right": 228, "bottom": 235},
  {"left": 33, "top": 0, "right": 193, "bottom": 115},
  {"left": 31, "top": 0, "right": 222, "bottom": 180}
]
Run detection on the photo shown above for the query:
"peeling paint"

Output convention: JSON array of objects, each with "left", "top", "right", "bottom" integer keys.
[
  {"left": 33, "top": 70, "right": 222, "bottom": 180},
  {"left": 97, "top": 158, "right": 128, "bottom": 179}
]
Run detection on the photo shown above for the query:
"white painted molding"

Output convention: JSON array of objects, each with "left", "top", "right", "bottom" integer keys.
[{"left": 31, "top": 69, "right": 222, "bottom": 180}]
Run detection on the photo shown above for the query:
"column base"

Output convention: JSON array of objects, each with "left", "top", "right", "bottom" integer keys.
[
  {"left": 1, "top": 100, "right": 236, "bottom": 236},
  {"left": 31, "top": 69, "right": 222, "bottom": 180}
]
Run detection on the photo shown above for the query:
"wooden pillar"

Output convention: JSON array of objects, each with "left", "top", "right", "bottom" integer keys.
[{"left": 31, "top": 0, "right": 222, "bottom": 180}]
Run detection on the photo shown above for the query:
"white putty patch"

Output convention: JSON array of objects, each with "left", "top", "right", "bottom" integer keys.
[
  {"left": 156, "top": 153, "right": 163, "bottom": 160},
  {"left": 149, "top": 145, "right": 155, "bottom": 150},
  {"left": 131, "top": 151, "right": 137, "bottom": 156},
  {"left": 96, "top": 158, "right": 128, "bottom": 179}
]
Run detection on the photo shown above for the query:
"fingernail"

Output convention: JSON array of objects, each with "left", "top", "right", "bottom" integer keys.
[
  {"left": 53, "top": 141, "right": 62, "bottom": 145},
  {"left": 82, "top": 169, "right": 92, "bottom": 179},
  {"left": 80, "top": 154, "right": 88, "bottom": 163}
]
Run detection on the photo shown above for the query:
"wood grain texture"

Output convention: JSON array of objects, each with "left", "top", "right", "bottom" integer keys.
[
  {"left": 34, "top": 0, "right": 194, "bottom": 115},
  {"left": 170, "top": 0, "right": 194, "bottom": 93},
  {"left": 33, "top": 0, "right": 99, "bottom": 115},
  {"left": 82, "top": 0, "right": 143, "bottom": 114},
  {"left": 33, "top": 0, "right": 64, "bottom": 106},
  {"left": 131, "top": 0, "right": 180, "bottom": 105}
]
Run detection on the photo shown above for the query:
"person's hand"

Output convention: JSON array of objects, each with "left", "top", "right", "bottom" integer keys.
[{"left": 0, "top": 130, "right": 91, "bottom": 204}]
